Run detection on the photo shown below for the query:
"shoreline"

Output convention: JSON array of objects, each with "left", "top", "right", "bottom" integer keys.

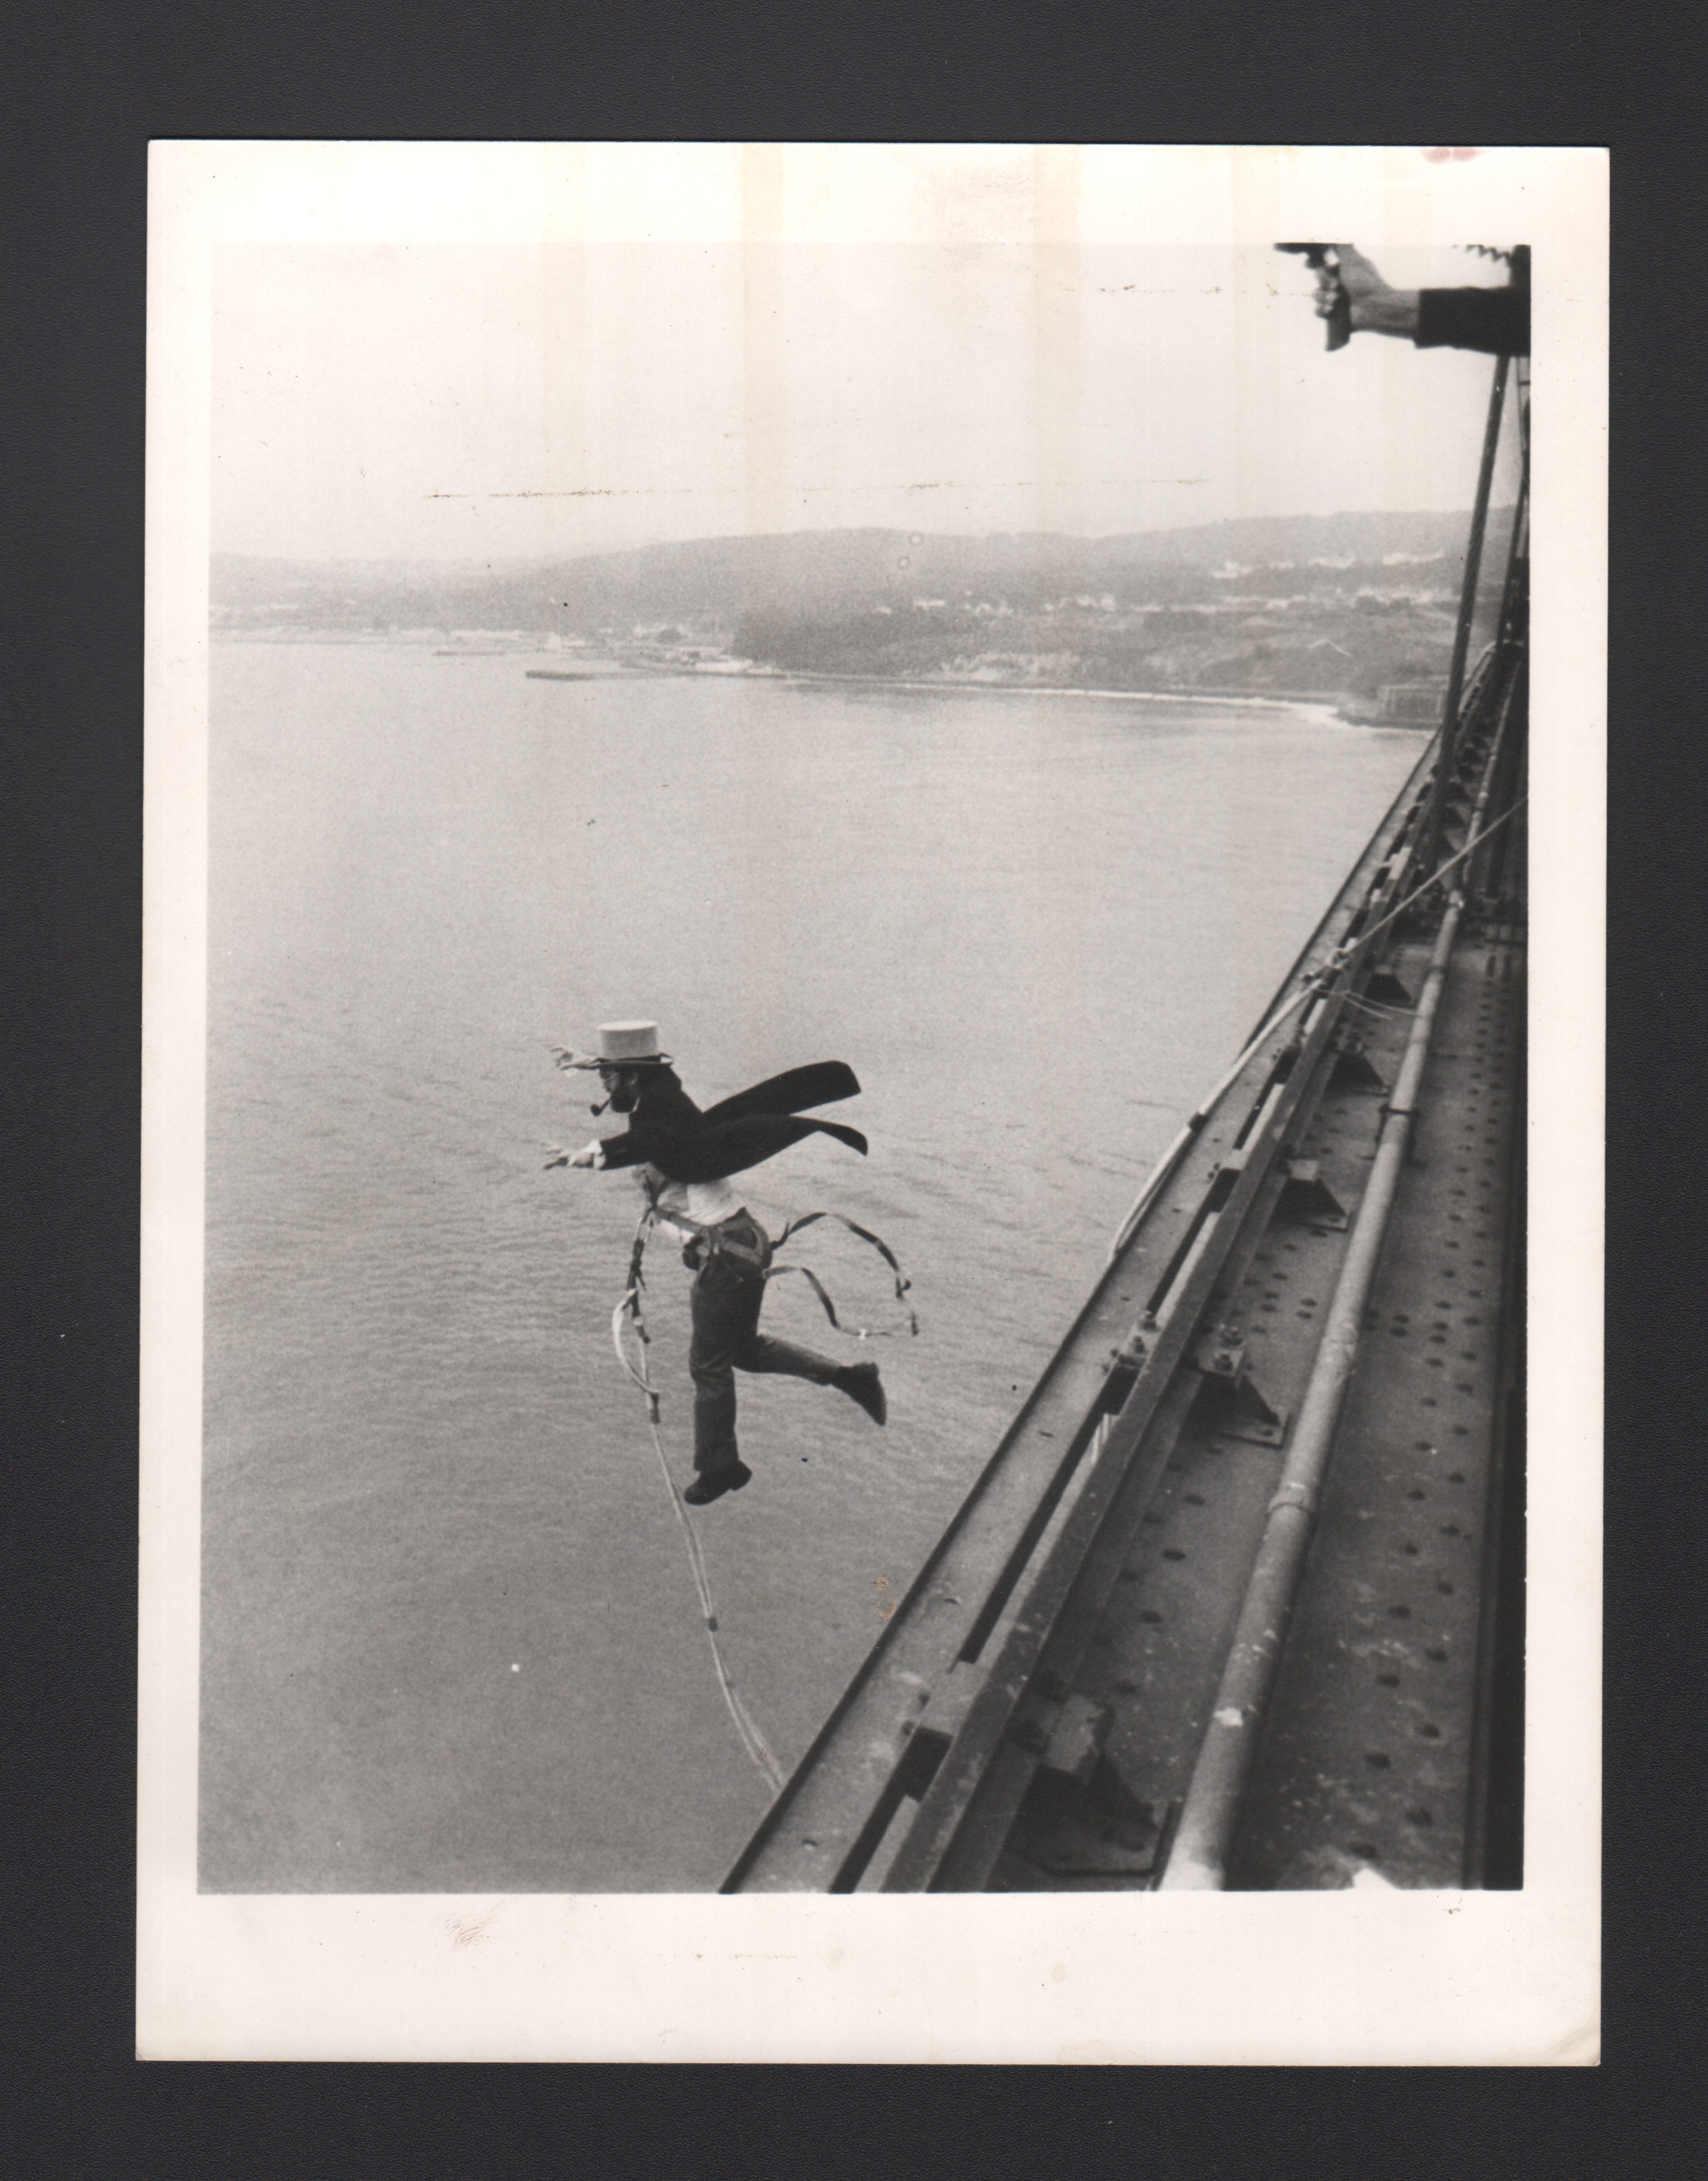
[
  {"left": 210, "top": 633, "right": 1420, "bottom": 728},
  {"left": 759, "top": 668, "right": 1393, "bottom": 728}
]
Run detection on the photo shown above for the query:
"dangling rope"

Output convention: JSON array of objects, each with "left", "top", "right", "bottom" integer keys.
[{"left": 610, "top": 1223, "right": 787, "bottom": 1796}]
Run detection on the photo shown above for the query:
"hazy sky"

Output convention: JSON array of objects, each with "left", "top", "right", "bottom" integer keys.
[{"left": 212, "top": 237, "right": 1520, "bottom": 564}]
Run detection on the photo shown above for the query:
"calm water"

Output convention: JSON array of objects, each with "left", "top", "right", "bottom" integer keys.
[{"left": 199, "top": 643, "right": 1420, "bottom": 1890}]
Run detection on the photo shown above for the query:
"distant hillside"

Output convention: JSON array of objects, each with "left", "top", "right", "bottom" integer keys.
[{"left": 213, "top": 508, "right": 1515, "bottom": 705}]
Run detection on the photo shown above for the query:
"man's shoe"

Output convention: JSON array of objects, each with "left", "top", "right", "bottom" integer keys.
[
  {"left": 683, "top": 1462, "right": 752, "bottom": 1507},
  {"left": 836, "top": 1361, "right": 887, "bottom": 1427}
]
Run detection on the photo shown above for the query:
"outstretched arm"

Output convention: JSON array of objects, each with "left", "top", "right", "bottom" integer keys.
[{"left": 1322, "top": 246, "right": 1528, "bottom": 356}]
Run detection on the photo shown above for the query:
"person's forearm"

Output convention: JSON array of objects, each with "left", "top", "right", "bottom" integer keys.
[
  {"left": 1349, "top": 288, "right": 1421, "bottom": 338},
  {"left": 586, "top": 1130, "right": 643, "bottom": 1170}
]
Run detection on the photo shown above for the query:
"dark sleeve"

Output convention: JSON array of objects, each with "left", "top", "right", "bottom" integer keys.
[
  {"left": 586, "top": 1116, "right": 804, "bottom": 1180},
  {"left": 590, "top": 1128, "right": 651, "bottom": 1171},
  {"left": 1414, "top": 286, "right": 1529, "bottom": 356}
]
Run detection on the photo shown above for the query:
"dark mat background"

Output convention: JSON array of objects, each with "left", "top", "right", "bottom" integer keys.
[{"left": 2, "top": 1, "right": 1692, "bottom": 2172}]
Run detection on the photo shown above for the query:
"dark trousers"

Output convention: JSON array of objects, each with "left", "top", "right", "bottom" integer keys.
[{"left": 688, "top": 1214, "right": 840, "bottom": 1473}]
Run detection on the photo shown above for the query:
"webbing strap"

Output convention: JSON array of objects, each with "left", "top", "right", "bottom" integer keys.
[
  {"left": 764, "top": 1260, "right": 859, "bottom": 1334},
  {"left": 770, "top": 1210, "right": 919, "bottom": 1337},
  {"left": 633, "top": 1198, "right": 918, "bottom": 1339}
]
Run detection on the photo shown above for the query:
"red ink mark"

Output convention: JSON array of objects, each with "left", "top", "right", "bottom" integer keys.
[
  {"left": 1422, "top": 147, "right": 1480, "bottom": 163},
  {"left": 447, "top": 1907, "right": 500, "bottom": 1949}
]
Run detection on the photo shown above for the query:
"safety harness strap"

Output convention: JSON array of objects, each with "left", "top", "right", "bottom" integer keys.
[
  {"left": 771, "top": 1210, "right": 919, "bottom": 1335},
  {"left": 638, "top": 1197, "right": 919, "bottom": 1338}
]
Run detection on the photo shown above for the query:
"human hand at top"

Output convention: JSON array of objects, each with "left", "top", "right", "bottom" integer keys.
[{"left": 1328, "top": 248, "right": 1421, "bottom": 339}]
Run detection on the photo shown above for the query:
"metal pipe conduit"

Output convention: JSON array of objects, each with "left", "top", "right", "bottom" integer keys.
[
  {"left": 1159, "top": 710, "right": 1514, "bottom": 1890},
  {"left": 1158, "top": 887, "right": 1469, "bottom": 1889}
]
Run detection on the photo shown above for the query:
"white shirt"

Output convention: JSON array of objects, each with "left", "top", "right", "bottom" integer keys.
[
  {"left": 578, "top": 1139, "right": 744, "bottom": 1238},
  {"left": 642, "top": 1166, "right": 745, "bottom": 1243}
]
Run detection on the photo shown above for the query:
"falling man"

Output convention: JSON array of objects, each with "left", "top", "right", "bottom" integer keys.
[{"left": 545, "top": 1022, "right": 887, "bottom": 1505}]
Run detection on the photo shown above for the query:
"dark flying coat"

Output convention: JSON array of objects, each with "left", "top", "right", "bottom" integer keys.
[{"left": 593, "top": 1061, "right": 868, "bottom": 1184}]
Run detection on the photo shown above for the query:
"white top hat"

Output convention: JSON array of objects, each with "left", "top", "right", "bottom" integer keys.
[{"left": 564, "top": 1020, "right": 672, "bottom": 1069}]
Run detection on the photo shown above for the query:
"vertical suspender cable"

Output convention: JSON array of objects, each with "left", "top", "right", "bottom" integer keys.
[{"left": 1420, "top": 355, "right": 1510, "bottom": 874}]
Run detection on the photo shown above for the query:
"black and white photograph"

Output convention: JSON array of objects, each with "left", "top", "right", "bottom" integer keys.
[{"left": 140, "top": 144, "right": 1603, "bottom": 2062}]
